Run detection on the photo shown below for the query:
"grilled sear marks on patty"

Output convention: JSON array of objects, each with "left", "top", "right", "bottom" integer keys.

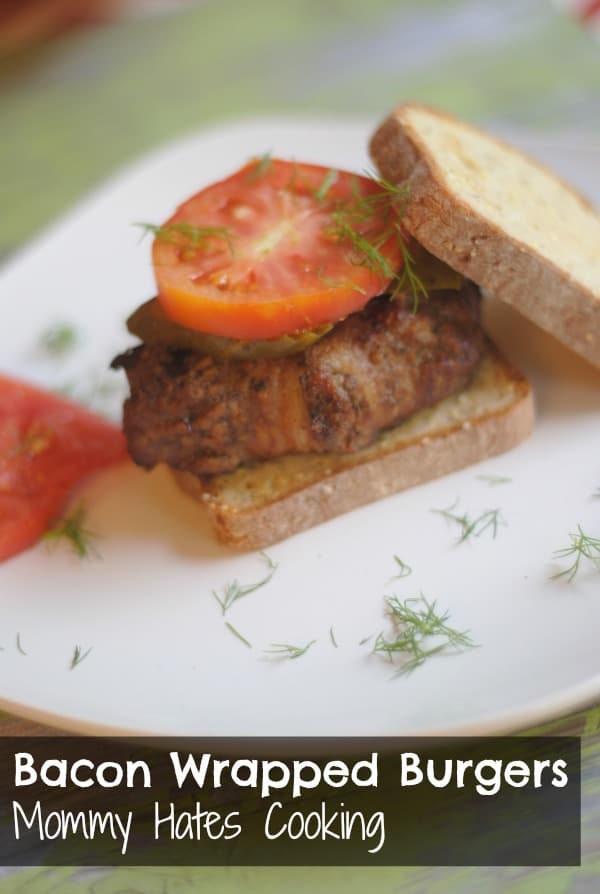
[{"left": 113, "top": 283, "right": 486, "bottom": 476}]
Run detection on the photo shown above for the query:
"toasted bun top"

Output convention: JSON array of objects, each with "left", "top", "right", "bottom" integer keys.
[{"left": 370, "top": 103, "right": 600, "bottom": 368}]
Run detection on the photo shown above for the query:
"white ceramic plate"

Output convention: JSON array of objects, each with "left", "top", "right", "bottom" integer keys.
[{"left": 1, "top": 118, "right": 599, "bottom": 739}]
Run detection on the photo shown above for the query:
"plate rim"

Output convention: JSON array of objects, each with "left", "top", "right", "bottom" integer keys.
[{"left": 2, "top": 669, "right": 599, "bottom": 739}]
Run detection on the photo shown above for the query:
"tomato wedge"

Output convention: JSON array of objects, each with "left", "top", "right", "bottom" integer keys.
[
  {"left": 0, "top": 375, "right": 127, "bottom": 562},
  {"left": 153, "top": 159, "right": 404, "bottom": 340}
]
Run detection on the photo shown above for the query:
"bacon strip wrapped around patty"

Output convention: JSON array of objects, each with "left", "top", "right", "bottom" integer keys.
[{"left": 113, "top": 283, "right": 486, "bottom": 476}]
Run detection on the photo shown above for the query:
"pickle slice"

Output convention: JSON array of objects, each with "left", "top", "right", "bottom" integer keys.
[
  {"left": 409, "top": 245, "right": 465, "bottom": 292},
  {"left": 127, "top": 300, "right": 332, "bottom": 359},
  {"left": 128, "top": 253, "right": 463, "bottom": 359}
]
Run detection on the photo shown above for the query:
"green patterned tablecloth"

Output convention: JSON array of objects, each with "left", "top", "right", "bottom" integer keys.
[{"left": 1, "top": 1, "right": 599, "bottom": 890}]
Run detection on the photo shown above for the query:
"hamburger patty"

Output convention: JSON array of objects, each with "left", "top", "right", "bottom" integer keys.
[{"left": 113, "top": 283, "right": 486, "bottom": 476}]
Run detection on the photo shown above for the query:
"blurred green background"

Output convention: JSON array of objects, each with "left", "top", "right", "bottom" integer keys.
[{"left": 1, "top": 0, "right": 599, "bottom": 257}]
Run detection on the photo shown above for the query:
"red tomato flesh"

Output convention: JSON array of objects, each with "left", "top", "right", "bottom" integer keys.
[
  {"left": 0, "top": 375, "right": 127, "bottom": 562},
  {"left": 153, "top": 159, "right": 404, "bottom": 340}
]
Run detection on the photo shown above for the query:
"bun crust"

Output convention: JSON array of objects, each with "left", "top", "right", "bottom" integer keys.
[
  {"left": 173, "top": 347, "right": 533, "bottom": 549},
  {"left": 370, "top": 103, "right": 600, "bottom": 369}
]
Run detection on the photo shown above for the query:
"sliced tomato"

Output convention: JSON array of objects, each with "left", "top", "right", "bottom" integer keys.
[
  {"left": 0, "top": 375, "right": 127, "bottom": 562},
  {"left": 153, "top": 159, "right": 403, "bottom": 340}
]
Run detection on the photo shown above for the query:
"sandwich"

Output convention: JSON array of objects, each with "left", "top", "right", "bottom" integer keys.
[{"left": 112, "top": 104, "right": 600, "bottom": 548}]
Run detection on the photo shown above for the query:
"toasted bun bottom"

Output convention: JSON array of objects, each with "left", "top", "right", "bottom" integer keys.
[{"left": 171, "top": 347, "right": 533, "bottom": 549}]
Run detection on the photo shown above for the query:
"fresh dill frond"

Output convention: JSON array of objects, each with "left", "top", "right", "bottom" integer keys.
[
  {"left": 360, "top": 170, "right": 412, "bottom": 209},
  {"left": 314, "top": 267, "right": 340, "bottom": 288},
  {"left": 70, "top": 645, "right": 92, "bottom": 670},
  {"left": 329, "top": 626, "right": 338, "bottom": 648},
  {"left": 16, "top": 633, "right": 26, "bottom": 656},
  {"left": 373, "top": 594, "right": 476, "bottom": 675},
  {"left": 552, "top": 526, "right": 600, "bottom": 582},
  {"left": 353, "top": 177, "right": 427, "bottom": 310},
  {"left": 432, "top": 500, "right": 506, "bottom": 544},
  {"left": 343, "top": 172, "right": 411, "bottom": 225},
  {"left": 247, "top": 152, "right": 273, "bottom": 180},
  {"left": 284, "top": 160, "right": 301, "bottom": 193},
  {"left": 43, "top": 504, "right": 99, "bottom": 559},
  {"left": 213, "top": 552, "right": 278, "bottom": 615},
  {"left": 358, "top": 635, "right": 373, "bottom": 646},
  {"left": 389, "top": 556, "right": 413, "bottom": 581},
  {"left": 225, "top": 622, "right": 252, "bottom": 649},
  {"left": 477, "top": 474, "right": 513, "bottom": 486},
  {"left": 329, "top": 212, "right": 396, "bottom": 280},
  {"left": 314, "top": 266, "right": 367, "bottom": 294},
  {"left": 136, "top": 222, "right": 235, "bottom": 259},
  {"left": 325, "top": 173, "right": 427, "bottom": 313},
  {"left": 264, "top": 640, "right": 316, "bottom": 660},
  {"left": 393, "top": 231, "right": 429, "bottom": 312},
  {"left": 314, "top": 169, "right": 339, "bottom": 203},
  {"left": 39, "top": 324, "right": 79, "bottom": 357},
  {"left": 329, "top": 210, "right": 426, "bottom": 308}
]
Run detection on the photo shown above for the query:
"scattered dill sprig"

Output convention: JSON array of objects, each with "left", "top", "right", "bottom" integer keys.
[
  {"left": 358, "top": 635, "right": 373, "bottom": 646},
  {"left": 43, "top": 504, "right": 99, "bottom": 559},
  {"left": 373, "top": 594, "right": 476, "bottom": 675},
  {"left": 16, "top": 633, "right": 26, "bottom": 656},
  {"left": 70, "top": 645, "right": 92, "bottom": 670},
  {"left": 329, "top": 626, "right": 338, "bottom": 648},
  {"left": 552, "top": 526, "right": 600, "bottom": 582},
  {"left": 225, "top": 622, "right": 252, "bottom": 649},
  {"left": 213, "top": 552, "right": 278, "bottom": 615},
  {"left": 247, "top": 152, "right": 273, "bottom": 180},
  {"left": 136, "top": 222, "right": 235, "bottom": 259},
  {"left": 593, "top": 488, "right": 600, "bottom": 500},
  {"left": 477, "top": 474, "right": 513, "bottom": 486},
  {"left": 264, "top": 640, "right": 316, "bottom": 660},
  {"left": 389, "top": 556, "right": 413, "bottom": 581},
  {"left": 432, "top": 500, "right": 506, "bottom": 544},
  {"left": 39, "top": 324, "right": 79, "bottom": 357}
]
